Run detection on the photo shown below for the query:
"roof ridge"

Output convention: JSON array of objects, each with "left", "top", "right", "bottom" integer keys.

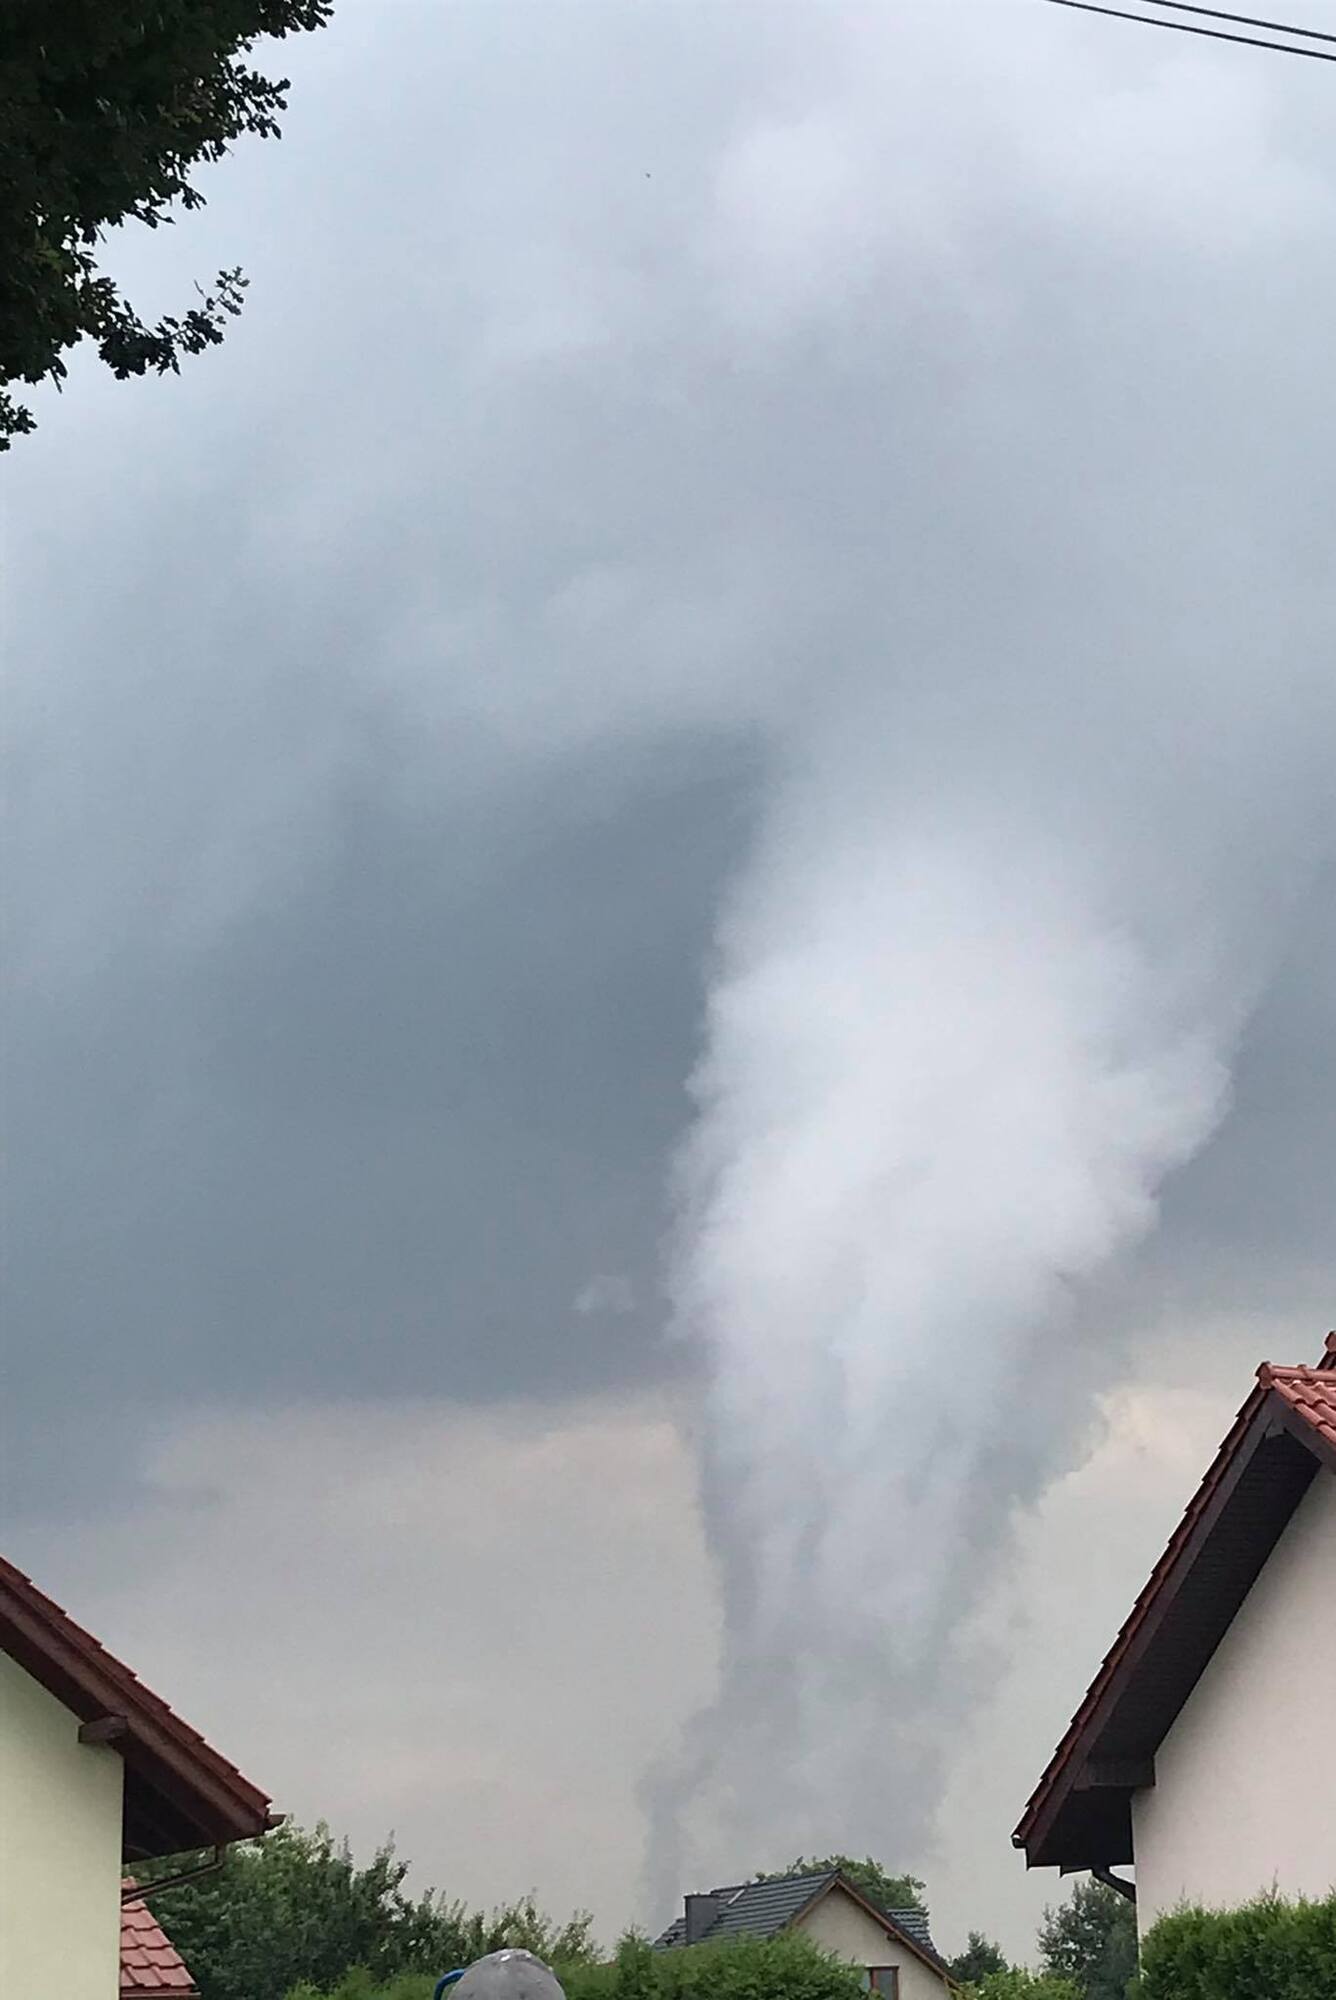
[{"left": 1256, "top": 1334, "right": 1336, "bottom": 1381}]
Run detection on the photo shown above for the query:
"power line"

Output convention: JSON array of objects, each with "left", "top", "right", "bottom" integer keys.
[
  {"left": 1043, "top": 0, "right": 1336, "bottom": 63},
  {"left": 1142, "top": 0, "right": 1336, "bottom": 46}
]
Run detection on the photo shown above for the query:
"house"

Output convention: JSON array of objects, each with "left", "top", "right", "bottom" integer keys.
[
  {"left": 121, "top": 1892, "right": 201, "bottom": 1998},
  {"left": 1013, "top": 1334, "right": 1336, "bottom": 1930},
  {"left": 0, "top": 1555, "right": 275, "bottom": 1999},
  {"left": 654, "top": 1868, "right": 955, "bottom": 1996}
]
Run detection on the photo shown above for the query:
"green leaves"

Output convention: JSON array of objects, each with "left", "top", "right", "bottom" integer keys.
[
  {"left": 1038, "top": 1882, "right": 1138, "bottom": 2000},
  {"left": 569, "top": 1934, "right": 867, "bottom": 2000},
  {"left": 0, "top": 1, "right": 332, "bottom": 442},
  {"left": 1134, "top": 1894, "right": 1336, "bottom": 2000},
  {"left": 275, "top": 1921, "right": 877, "bottom": 2000},
  {"left": 149, "top": 1821, "right": 593, "bottom": 2000},
  {"left": 948, "top": 1934, "right": 1011, "bottom": 1984},
  {"left": 962, "top": 1973, "right": 1081, "bottom": 2000},
  {"left": 752, "top": 1856, "right": 928, "bottom": 1918}
]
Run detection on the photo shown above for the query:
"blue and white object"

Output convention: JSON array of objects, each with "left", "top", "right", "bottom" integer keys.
[{"left": 435, "top": 1949, "right": 567, "bottom": 2000}]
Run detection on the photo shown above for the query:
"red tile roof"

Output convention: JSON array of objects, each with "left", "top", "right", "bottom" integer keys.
[
  {"left": 1013, "top": 1333, "right": 1336, "bottom": 1869},
  {"left": 0, "top": 1556, "right": 274, "bottom": 1860},
  {"left": 121, "top": 1893, "right": 200, "bottom": 1996},
  {"left": 1264, "top": 1361, "right": 1336, "bottom": 1457}
]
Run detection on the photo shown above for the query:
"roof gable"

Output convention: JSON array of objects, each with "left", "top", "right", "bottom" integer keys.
[
  {"left": 654, "top": 1871, "right": 950, "bottom": 1982},
  {"left": 0, "top": 1557, "right": 273, "bottom": 1861},
  {"left": 1014, "top": 1338, "right": 1336, "bottom": 1870}
]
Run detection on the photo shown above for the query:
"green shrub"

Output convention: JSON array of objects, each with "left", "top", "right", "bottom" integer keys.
[
  {"left": 963, "top": 1972, "right": 1081, "bottom": 2000},
  {"left": 284, "top": 1975, "right": 436, "bottom": 2000},
  {"left": 1134, "top": 1894, "right": 1336, "bottom": 2000},
  {"left": 290, "top": 1933, "right": 867, "bottom": 2000}
]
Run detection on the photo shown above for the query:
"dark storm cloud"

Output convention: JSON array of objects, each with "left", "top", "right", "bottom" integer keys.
[
  {"left": 1117, "top": 864, "right": 1336, "bottom": 1315},
  {"left": 4, "top": 0, "right": 1335, "bottom": 1959},
  {"left": 5, "top": 735, "right": 755, "bottom": 1509},
  {"left": 4, "top": 0, "right": 1333, "bottom": 1578}
]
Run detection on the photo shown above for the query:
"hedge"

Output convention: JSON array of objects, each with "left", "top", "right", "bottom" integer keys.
[
  {"left": 1133, "top": 1893, "right": 1336, "bottom": 1999},
  {"left": 286, "top": 1932, "right": 868, "bottom": 2000},
  {"left": 962, "top": 1972, "right": 1080, "bottom": 1999}
]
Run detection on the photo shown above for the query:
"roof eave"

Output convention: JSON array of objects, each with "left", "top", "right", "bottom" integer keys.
[
  {"left": 1014, "top": 1373, "right": 1332, "bottom": 1868},
  {"left": 0, "top": 1561, "right": 272, "bottom": 1860}
]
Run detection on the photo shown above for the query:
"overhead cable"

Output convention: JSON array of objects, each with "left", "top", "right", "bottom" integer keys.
[{"left": 1044, "top": 0, "right": 1336, "bottom": 63}]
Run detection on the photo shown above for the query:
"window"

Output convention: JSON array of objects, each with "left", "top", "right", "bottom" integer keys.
[{"left": 867, "top": 1970, "right": 899, "bottom": 1997}]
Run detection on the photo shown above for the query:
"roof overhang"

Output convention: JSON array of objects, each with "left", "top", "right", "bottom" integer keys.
[
  {"left": 1013, "top": 1350, "right": 1335, "bottom": 1872},
  {"left": 0, "top": 1558, "right": 274, "bottom": 1861}
]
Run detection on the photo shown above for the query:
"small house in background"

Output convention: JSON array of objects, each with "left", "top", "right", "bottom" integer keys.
[
  {"left": 121, "top": 1891, "right": 201, "bottom": 1999},
  {"left": 655, "top": 1868, "right": 955, "bottom": 1996},
  {"left": 1014, "top": 1333, "right": 1336, "bottom": 1929},
  {"left": 0, "top": 1555, "right": 275, "bottom": 1999}
]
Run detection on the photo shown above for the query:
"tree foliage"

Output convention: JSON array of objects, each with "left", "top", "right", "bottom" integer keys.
[
  {"left": 148, "top": 1823, "right": 594, "bottom": 2000},
  {"left": 583, "top": 1933, "right": 867, "bottom": 2000},
  {"left": 288, "top": 1933, "right": 869, "bottom": 2000},
  {"left": 753, "top": 1856, "right": 928, "bottom": 1916},
  {"left": 1038, "top": 1882, "right": 1138, "bottom": 2000},
  {"left": 0, "top": 0, "right": 332, "bottom": 445},
  {"left": 964, "top": 1973, "right": 1081, "bottom": 2000},
  {"left": 949, "top": 1933, "right": 1011, "bottom": 1984},
  {"left": 286, "top": 1980, "right": 437, "bottom": 2000},
  {"left": 1132, "top": 1894, "right": 1336, "bottom": 2000}
]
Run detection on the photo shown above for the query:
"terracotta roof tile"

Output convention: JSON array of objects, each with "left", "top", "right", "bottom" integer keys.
[
  {"left": 0, "top": 1557, "right": 267, "bottom": 1802},
  {"left": 1263, "top": 1364, "right": 1336, "bottom": 1455},
  {"left": 121, "top": 1894, "right": 199, "bottom": 1996},
  {"left": 0, "top": 1556, "right": 273, "bottom": 1857}
]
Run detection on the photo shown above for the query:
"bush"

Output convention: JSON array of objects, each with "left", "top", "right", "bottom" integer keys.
[
  {"left": 289, "top": 1933, "right": 868, "bottom": 2000},
  {"left": 628, "top": 1934, "right": 865, "bottom": 2000},
  {"left": 285, "top": 1978, "right": 434, "bottom": 2000},
  {"left": 151, "top": 1820, "right": 594, "bottom": 2000},
  {"left": 1133, "top": 1894, "right": 1336, "bottom": 1999},
  {"left": 964, "top": 1973, "right": 1081, "bottom": 2000}
]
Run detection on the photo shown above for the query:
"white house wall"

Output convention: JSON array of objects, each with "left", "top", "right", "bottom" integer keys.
[
  {"left": 0, "top": 1650, "right": 124, "bottom": 1999},
  {"left": 1132, "top": 1467, "right": 1336, "bottom": 1928},
  {"left": 798, "top": 1887, "right": 950, "bottom": 1998}
]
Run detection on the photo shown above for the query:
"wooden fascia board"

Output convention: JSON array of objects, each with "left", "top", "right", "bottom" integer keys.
[
  {"left": 1017, "top": 1385, "right": 1272, "bottom": 1862},
  {"left": 0, "top": 1592, "right": 268, "bottom": 1844},
  {"left": 1267, "top": 1395, "right": 1336, "bottom": 1476}
]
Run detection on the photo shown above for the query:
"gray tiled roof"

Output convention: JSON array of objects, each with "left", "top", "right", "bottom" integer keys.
[
  {"left": 653, "top": 1870, "right": 944, "bottom": 1969},
  {"left": 654, "top": 1871, "right": 834, "bottom": 1949},
  {"left": 885, "top": 1906, "right": 935, "bottom": 1953}
]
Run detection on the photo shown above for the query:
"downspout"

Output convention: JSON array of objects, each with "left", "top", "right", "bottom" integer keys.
[
  {"left": 1092, "top": 1865, "right": 1136, "bottom": 1907},
  {"left": 123, "top": 1847, "right": 227, "bottom": 1902},
  {"left": 121, "top": 1811, "right": 283, "bottom": 1902}
]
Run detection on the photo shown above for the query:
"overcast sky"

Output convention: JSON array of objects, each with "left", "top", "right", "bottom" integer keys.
[{"left": 4, "top": 0, "right": 1335, "bottom": 1966}]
